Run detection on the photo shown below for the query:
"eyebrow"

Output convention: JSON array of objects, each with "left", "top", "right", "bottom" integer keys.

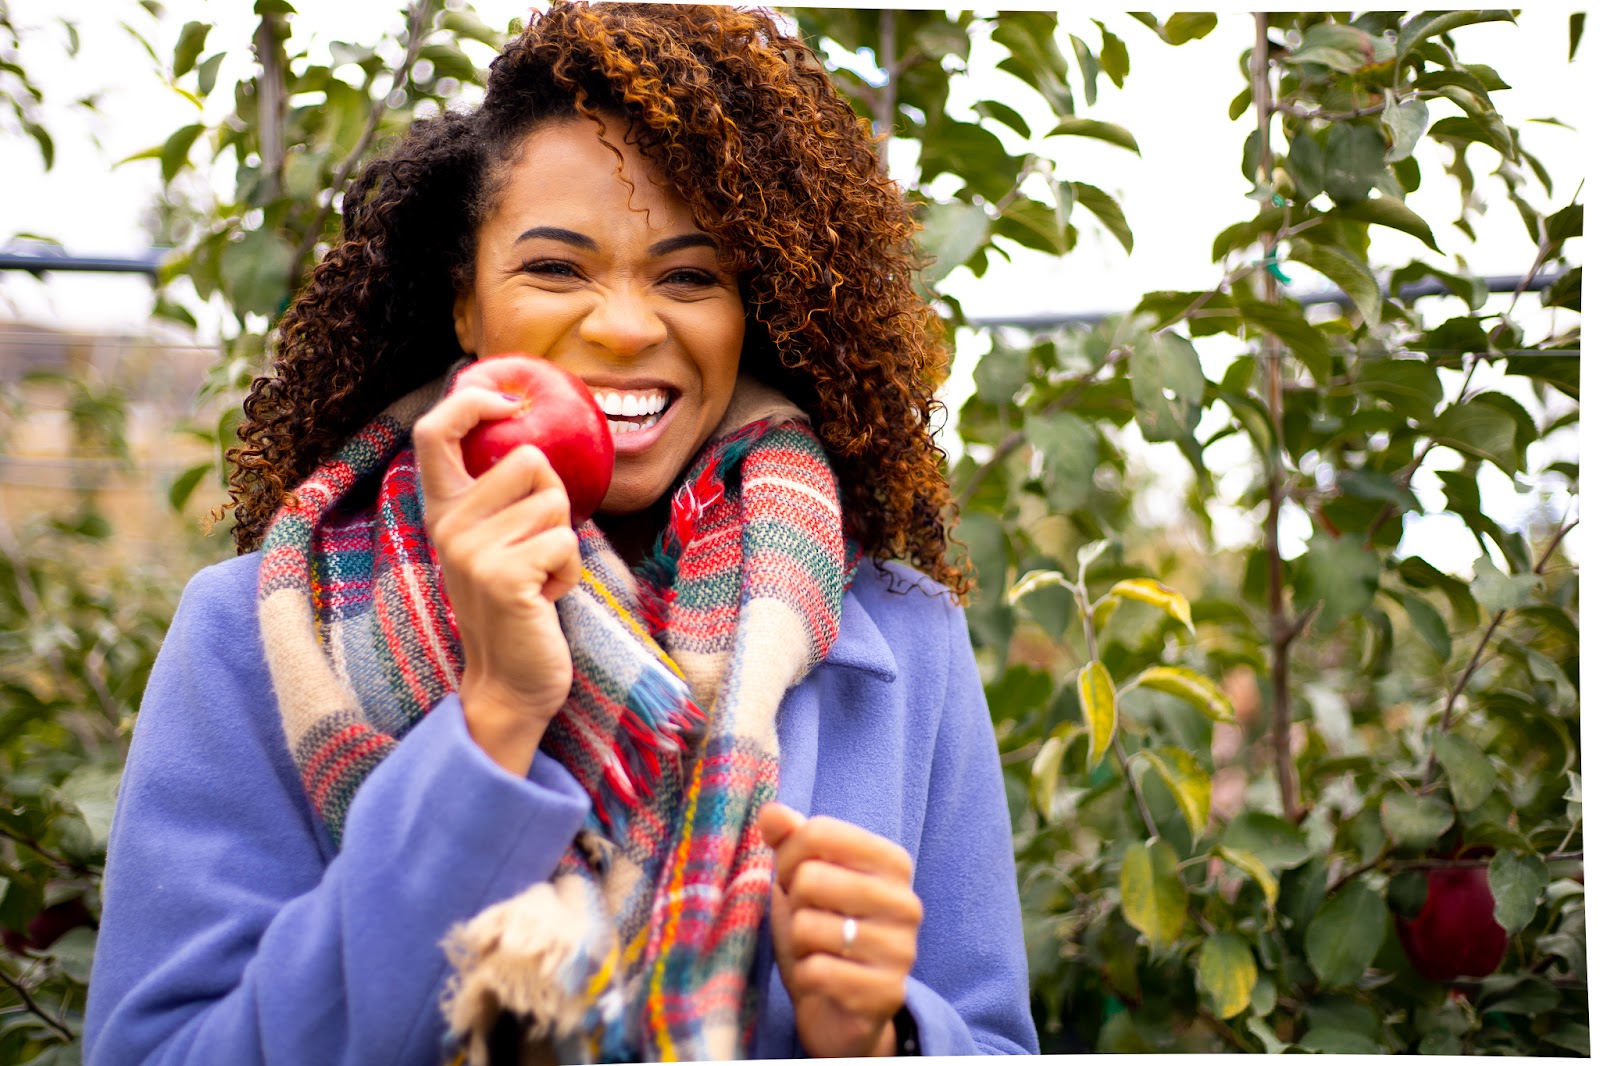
[{"left": 514, "top": 227, "right": 718, "bottom": 258}]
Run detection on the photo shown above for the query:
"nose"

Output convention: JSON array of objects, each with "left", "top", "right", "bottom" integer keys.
[{"left": 578, "top": 284, "right": 668, "bottom": 360}]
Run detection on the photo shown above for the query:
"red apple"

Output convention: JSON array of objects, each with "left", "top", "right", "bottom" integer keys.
[
  {"left": 1396, "top": 862, "right": 1508, "bottom": 981},
  {"left": 454, "top": 355, "right": 615, "bottom": 523},
  {"left": 2, "top": 897, "right": 93, "bottom": 955}
]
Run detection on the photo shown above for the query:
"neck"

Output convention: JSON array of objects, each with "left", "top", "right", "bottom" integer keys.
[{"left": 594, "top": 499, "right": 670, "bottom": 570}]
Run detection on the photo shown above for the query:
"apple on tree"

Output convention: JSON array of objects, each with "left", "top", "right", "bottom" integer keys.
[
  {"left": 1394, "top": 859, "right": 1509, "bottom": 982},
  {"left": 453, "top": 354, "right": 615, "bottom": 523}
]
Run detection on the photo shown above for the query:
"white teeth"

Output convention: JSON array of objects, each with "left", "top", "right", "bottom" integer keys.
[
  {"left": 607, "top": 412, "right": 663, "bottom": 435},
  {"left": 591, "top": 389, "right": 668, "bottom": 417}
]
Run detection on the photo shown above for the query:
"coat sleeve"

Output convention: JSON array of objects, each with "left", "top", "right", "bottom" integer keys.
[
  {"left": 898, "top": 592, "right": 1039, "bottom": 1056},
  {"left": 84, "top": 558, "right": 593, "bottom": 1066}
]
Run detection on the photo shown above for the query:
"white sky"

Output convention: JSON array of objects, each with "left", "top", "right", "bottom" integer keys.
[{"left": 0, "top": 1, "right": 1591, "bottom": 578}]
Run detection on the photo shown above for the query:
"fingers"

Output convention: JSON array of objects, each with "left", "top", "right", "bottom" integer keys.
[
  {"left": 413, "top": 385, "right": 524, "bottom": 501},
  {"left": 757, "top": 801, "right": 807, "bottom": 849},
  {"left": 787, "top": 951, "right": 906, "bottom": 1023},
  {"left": 767, "top": 810, "right": 914, "bottom": 890},
  {"left": 788, "top": 905, "right": 915, "bottom": 970}
]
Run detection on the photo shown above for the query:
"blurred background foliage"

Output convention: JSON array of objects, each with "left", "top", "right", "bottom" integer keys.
[{"left": 0, "top": 2, "right": 1583, "bottom": 1059}]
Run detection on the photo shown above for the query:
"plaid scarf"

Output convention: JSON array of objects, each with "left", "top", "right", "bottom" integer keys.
[{"left": 257, "top": 372, "right": 855, "bottom": 1063}]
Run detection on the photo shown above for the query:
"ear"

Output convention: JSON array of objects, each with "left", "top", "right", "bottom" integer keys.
[{"left": 452, "top": 289, "right": 479, "bottom": 355}]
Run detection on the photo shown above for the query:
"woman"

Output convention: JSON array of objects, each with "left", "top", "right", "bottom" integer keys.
[{"left": 85, "top": 4, "right": 1035, "bottom": 1062}]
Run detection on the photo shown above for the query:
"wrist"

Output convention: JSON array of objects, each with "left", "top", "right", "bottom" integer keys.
[{"left": 459, "top": 676, "right": 552, "bottom": 776}]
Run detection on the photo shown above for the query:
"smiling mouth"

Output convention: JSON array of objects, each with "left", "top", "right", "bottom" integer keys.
[{"left": 592, "top": 387, "right": 671, "bottom": 435}]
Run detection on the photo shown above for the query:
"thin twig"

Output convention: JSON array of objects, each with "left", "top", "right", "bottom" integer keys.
[
  {"left": 1253, "top": 13, "right": 1301, "bottom": 825},
  {"left": 287, "top": 0, "right": 436, "bottom": 287},
  {"left": 1421, "top": 518, "right": 1577, "bottom": 786},
  {"left": 0, "top": 967, "right": 76, "bottom": 1043},
  {"left": 1197, "top": 1006, "right": 1255, "bottom": 1052},
  {"left": 0, "top": 824, "right": 91, "bottom": 876},
  {"left": 1275, "top": 99, "right": 1388, "bottom": 121}
]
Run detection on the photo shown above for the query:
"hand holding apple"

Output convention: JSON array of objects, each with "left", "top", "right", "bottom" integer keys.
[
  {"left": 456, "top": 355, "right": 614, "bottom": 523},
  {"left": 412, "top": 369, "right": 587, "bottom": 776}
]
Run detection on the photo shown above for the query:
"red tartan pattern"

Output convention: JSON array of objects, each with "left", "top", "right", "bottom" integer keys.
[{"left": 259, "top": 374, "right": 851, "bottom": 1062}]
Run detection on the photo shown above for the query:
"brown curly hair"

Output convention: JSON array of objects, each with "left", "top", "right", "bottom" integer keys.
[{"left": 226, "top": 1, "right": 966, "bottom": 594}]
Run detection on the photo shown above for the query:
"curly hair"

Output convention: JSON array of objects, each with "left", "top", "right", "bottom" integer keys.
[{"left": 226, "top": 1, "right": 966, "bottom": 594}]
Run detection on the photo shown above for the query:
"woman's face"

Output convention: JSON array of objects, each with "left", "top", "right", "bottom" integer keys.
[{"left": 453, "top": 116, "right": 746, "bottom": 515}]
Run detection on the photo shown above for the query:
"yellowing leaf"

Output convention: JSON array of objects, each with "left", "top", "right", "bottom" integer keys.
[
  {"left": 1134, "top": 665, "right": 1234, "bottom": 721},
  {"left": 1197, "top": 933, "right": 1258, "bottom": 1019},
  {"left": 1217, "top": 845, "right": 1279, "bottom": 909},
  {"left": 1120, "top": 838, "right": 1187, "bottom": 948},
  {"left": 1079, "top": 660, "right": 1117, "bottom": 770},
  {"left": 1142, "top": 747, "right": 1212, "bottom": 839},
  {"left": 1031, "top": 731, "right": 1068, "bottom": 819},
  {"left": 1007, "top": 568, "right": 1072, "bottom": 606},
  {"left": 1108, "top": 578, "right": 1194, "bottom": 635}
]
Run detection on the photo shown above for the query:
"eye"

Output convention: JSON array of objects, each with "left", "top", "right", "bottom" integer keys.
[
  {"left": 520, "top": 259, "right": 582, "bottom": 280},
  {"left": 661, "top": 267, "right": 719, "bottom": 287}
]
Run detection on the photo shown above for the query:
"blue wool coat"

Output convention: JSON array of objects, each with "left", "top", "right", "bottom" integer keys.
[{"left": 84, "top": 552, "right": 1038, "bottom": 1063}]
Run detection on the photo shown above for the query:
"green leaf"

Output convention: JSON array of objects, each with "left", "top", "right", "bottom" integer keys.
[
  {"left": 1133, "top": 666, "right": 1232, "bottom": 721},
  {"left": 1141, "top": 746, "right": 1211, "bottom": 839},
  {"left": 1079, "top": 660, "right": 1116, "bottom": 770},
  {"left": 1235, "top": 299, "right": 1331, "bottom": 383},
  {"left": 1544, "top": 1022, "right": 1589, "bottom": 1056},
  {"left": 1107, "top": 579, "right": 1194, "bottom": 634},
  {"left": 1129, "top": 331, "right": 1205, "bottom": 442},
  {"left": 1197, "top": 933, "right": 1257, "bottom": 1019},
  {"left": 1287, "top": 240, "right": 1380, "bottom": 324},
  {"left": 1304, "top": 883, "right": 1386, "bottom": 987},
  {"left": 1216, "top": 845, "right": 1278, "bottom": 908},
  {"left": 1292, "top": 530, "right": 1380, "bottom": 626},
  {"left": 1488, "top": 851, "right": 1549, "bottom": 934},
  {"left": 1323, "top": 122, "right": 1388, "bottom": 205},
  {"left": 1334, "top": 195, "right": 1440, "bottom": 251},
  {"left": 1095, "top": 21, "right": 1129, "bottom": 87},
  {"left": 195, "top": 51, "right": 226, "bottom": 97},
  {"left": 1290, "top": 22, "right": 1381, "bottom": 73},
  {"left": 1433, "top": 733, "right": 1496, "bottom": 811},
  {"left": 48, "top": 926, "right": 96, "bottom": 983},
  {"left": 58, "top": 762, "right": 122, "bottom": 847},
  {"left": 1381, "top": 93, "right": 1429, "bottom": 162},
  {"left": 1571, "top": 12, "right": 1586, "bottom": 62},
  {"left": 991, "top": 12, "right": 1074, "bottom": 116},
  {"left": 254, "top": 0, "right": 296, "bottom": 14},
  {"left": 919, "top": 201, "right": 990, "bottom": 286},
  {"left": 1070, "top": 181, "right": 1133, "bottom": 253},
  {"left": 1397, "top": 10, "right": 1516, "bottom": 62},
  {"left": 1397, "top": 589, "right": 1451, "bottom": 661},
  {"left": 1026, "top": 410, "right": 1099, "bottom": 513},
  {"left": 219, "top": 227, "right": 295, "bottom": 318},
  {"left": 1120, "top": 838, "right": 1186, "bottom": 949},
  {"left": 168, "top": 461, "right": 212, "bottom": 512},
  {"left": 159, "top": 122, "right": 205, "bottom": 185},
  {"left": 1379, "top": 791, "right": 1455, "bottom": 848},
  {"left": 974, "top": 99, "right": 1030, "bottom": 139},
  {"left": 1219, "top": 812, "right": 1310, "bottom": 868},
  {"left": 1354, "top": 358, "right": 1442, "bottom": 422},
  {"left": 1162, "top": 12, "right": 1217, "bottom": 45},
  {"left": 1286, "top": 131, "right": 1325, "bottom": 200},
  {"left": 172, "top": 20, "right": 211, "bottom": 77},
  {"left": 1430, "top": 399, "right": 1521, "bottom": 474},
  {"left": 994, "top": 196, "right": 1071, "bottom": 256},
  {"left": 1046, "top": 117, "right": 1139, "bottom": 154},
  {"left": 1469, "top": 555, "right": 1539, "bottom": 614}
]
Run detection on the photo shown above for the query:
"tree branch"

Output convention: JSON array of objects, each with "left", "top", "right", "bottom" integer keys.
[
  {"left": 875, "top": 9, "right": 896, "bottom": 171},
  {"left": 0, "top": 966, "right": 76, "bottom": 1044},
  {"left": 287, "top": 0, "right": 436, "bottom": 289},
  {"left": 0, "top": 824, "right": 91, "bottom": 877},
  {"left": 1253, "top": 13, "right": 1301, "bottom": 825},
  {"left": 1421, "top": 518, "right": 1577, "bottom": 786}
]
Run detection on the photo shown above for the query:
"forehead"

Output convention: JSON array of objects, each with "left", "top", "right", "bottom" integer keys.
[{"left": 486, "top": 117, "right": 702, "bottom": 237}]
